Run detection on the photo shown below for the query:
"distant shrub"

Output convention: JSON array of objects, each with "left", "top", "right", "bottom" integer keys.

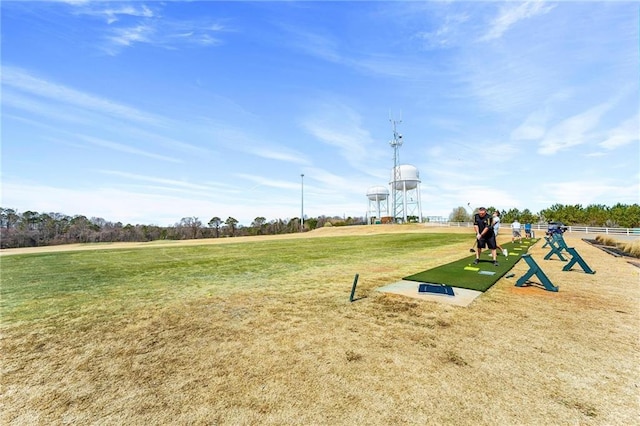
[
  {"left": 595, "top": 235, "right": 640, "bottom": 258},
  {"left": 595, "top": 235, "right": 617, "bottom": 246},
  {"left": 621, "top": 240, "right": 640, "bottom": 258}
]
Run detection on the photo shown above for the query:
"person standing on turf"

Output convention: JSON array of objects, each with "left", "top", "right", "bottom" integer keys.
[
  {"left": 474, "top": 207, "right": 498, "bottom": 266},
  {"left": 492, "top": 210, "right": 508, "bottom": 258},
  {"left": 511, "top": 219, "right": 522, "bottom": 243}
]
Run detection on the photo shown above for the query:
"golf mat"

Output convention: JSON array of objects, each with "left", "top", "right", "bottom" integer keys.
[
  {"left": 418, "top": 283, "right": 455, "bottom": 296},
  {"left": 403, "top": 239, "right": 539, "bottom": 292}
]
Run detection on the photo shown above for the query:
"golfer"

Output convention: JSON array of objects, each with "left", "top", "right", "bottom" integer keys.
[
  {"left": 492, "top": 210, "right": 509, "bottom": 258},
  {"left": 474, "top": 207, "right": 498, "bottom": 266},
  {"left": 511, "top": 219, "right": 522, "bottom": 243}
]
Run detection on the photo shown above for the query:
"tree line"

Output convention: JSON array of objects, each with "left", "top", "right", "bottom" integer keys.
[
  {"left": 2, "top": 203, "right": 638, "bottom": 249},
  {"left": 0, "top": 208, "right": 365, "bottom": 249},
  {"left": 448, "top": 203, "right": 640, "bottom": 229}
]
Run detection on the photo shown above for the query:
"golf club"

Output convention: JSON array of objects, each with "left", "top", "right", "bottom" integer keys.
[{"left": 467, "top": 202, "right": 477, "bottom": 252}]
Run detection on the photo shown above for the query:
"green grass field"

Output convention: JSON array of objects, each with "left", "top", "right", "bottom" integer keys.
[{"left": 1, "top": 232, "right": 469, "bottom": 325}]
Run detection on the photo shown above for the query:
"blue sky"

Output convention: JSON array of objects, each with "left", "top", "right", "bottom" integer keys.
[{"left": 1, "top": 1, "right": 638, "bottom": 226}]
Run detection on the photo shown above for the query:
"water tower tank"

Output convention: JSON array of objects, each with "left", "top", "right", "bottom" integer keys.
[
  {"left": 390, "top": 164, "right": 420, "bottom": 190},
  {"left": 366, "top": 185, "right": 389, "bottom": 200}
]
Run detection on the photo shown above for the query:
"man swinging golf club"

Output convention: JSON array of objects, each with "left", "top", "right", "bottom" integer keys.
[{"left": 473, "top": 207, "right": 498, "bottom": 266}]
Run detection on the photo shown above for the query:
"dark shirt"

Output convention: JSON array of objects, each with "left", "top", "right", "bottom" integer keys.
[{"left": 474, "top": 213, "right": 494, "bottom": 237}]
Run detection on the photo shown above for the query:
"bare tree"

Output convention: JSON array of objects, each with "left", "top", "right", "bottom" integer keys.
[
  {"left": 180, "top": 217, "right": 202, "bottom": 239},
  {"left": 448, "top": 206, "right": 470, "bottom": 223}
]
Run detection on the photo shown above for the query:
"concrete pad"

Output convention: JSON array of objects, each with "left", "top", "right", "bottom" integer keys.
[{"left": 377, "top": 280, "right": 482, "bottom": 307}]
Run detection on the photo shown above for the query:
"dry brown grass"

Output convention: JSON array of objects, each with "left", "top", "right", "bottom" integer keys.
[
  {"left": 595, "top": 234, "right": 640, "bottom": 258},
  {"left": 623, "top": 239, "right": 640, "bottom": 257},
  {"left": 2, "top": 225, "right": 639, "bottom": 425},
  {"left": 595, "top": 235, "right": 619, "bottom": 247}
]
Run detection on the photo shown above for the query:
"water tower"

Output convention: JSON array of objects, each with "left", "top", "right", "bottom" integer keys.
[
  {"left": 390, "top": 164, "right": 422, "bottom": 223},
  {"left": 366, "top": 185, "right": 389, "bottom": 224}
]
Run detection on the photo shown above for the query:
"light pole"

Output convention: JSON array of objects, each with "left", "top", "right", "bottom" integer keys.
[{"left": 301, "top": 173, "right": 304, "bottom": 232}]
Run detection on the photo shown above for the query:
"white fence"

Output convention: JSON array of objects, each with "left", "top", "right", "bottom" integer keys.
[{"left": 427, "top": 222, "right": 640, "bottom": 236}]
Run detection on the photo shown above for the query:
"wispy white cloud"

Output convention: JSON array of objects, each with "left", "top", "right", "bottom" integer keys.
[
  {"left": 354, "top": 55, "right": 440, "bottom": 81},
  {"left": 480, "top": 1, "right": 556, "bottom": 42},
  {"left": 415, "top": 12, "right": 470, "bottom": 49},
  {"left": 3, "top": 97, "right": 211, "bottom": 160},
  {"left": 512, "top": 109, "right": 549, "bottom": 140},
  {"left": 96, "top": 171, "right": 244, "bottom": 204},
  {"left": 279, "top": 23, "right": 437, "bottom": 81},
  {"left": 538, "top": 101, "right": 613, "bottom": 155},
  {"left": 1, "top": 66, "right": 161, "bottom": 124},
  {"left": 235, "top": 173, "right": 299, "bottom": 191},
  {"left": 118, "top": 127, "right": 212, "bottom": 157},
  {"left": 73, "top": 3, "right": 155, "bottom": 24},
  {"left": 102, "top": 18, "right": 226, "bottom": 54},
  {"left": 300, "top": 102, "right": 385, "bottom": 174},
  {"left": 58, "top": 1, "right": 228, "bottom": 54},
  {"left": 251, "top": 147, "right": 311, "bottom": 165},
  {"left": 2, "top": 90, "right": 89, "bottom": 124},
  {"left": 282, "top": 25, "right": 342, "bottom": 63},
  {"left": 107, "top": 24, "right": 155, "bottom": 48},
  {"left": 427, "top": 137, "right": 519, "bottom": 169},
  {"left": 55, "top": 0, "right": 91, "bottom": 5},
  {"left": 98, "top": 170, "right": 223, "bottom": 191},
  {"left": 82, "top": 136, "right": 182, "bottom": 163},
  {"left": 303, "top": 123, "right": 367, "bottom": 159},
  {"left": 599, "top": 116, "right": 638, "bottom": 150},
  {"left": 303, "top": 167, "right": 353, "bottom": 191},
  {"left": 459, "top": 54, "right": 553, "bottom": 113},
  {"left": 203, "top": 123, "right": 312, "bottom": 164}
]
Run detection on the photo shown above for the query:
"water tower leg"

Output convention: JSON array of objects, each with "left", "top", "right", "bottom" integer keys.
[
  {"left": 417, "top": 183, "right": 423, "bottom": 223},
  {"left": 403, "top": 182, "right": 408, "bottom": 222}
]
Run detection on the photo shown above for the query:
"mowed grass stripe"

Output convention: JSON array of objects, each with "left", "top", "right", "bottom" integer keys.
[{"left": 1, "top": 232, "right": 469, "bottom": 324}]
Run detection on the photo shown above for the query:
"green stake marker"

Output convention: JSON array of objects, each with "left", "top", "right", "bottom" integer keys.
[{"left": 350, "top": 273, "right": 359, "bottom": 302}]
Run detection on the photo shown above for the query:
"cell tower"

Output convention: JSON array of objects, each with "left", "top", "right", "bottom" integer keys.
[
  {"left": 389, "top": 117, "right": 403, "bottom": 222},
  {"left": 388, "top": 116, "right": 423, "bottom": 223}
]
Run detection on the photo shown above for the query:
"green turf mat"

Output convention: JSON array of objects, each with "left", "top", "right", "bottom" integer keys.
[{"left": 403, "top": 239, "right": 539, "bottom": 292}]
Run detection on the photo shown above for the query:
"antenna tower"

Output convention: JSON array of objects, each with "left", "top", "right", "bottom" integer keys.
[{"left": 389, "top": 116, "right": 403, "bottom": 222}]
